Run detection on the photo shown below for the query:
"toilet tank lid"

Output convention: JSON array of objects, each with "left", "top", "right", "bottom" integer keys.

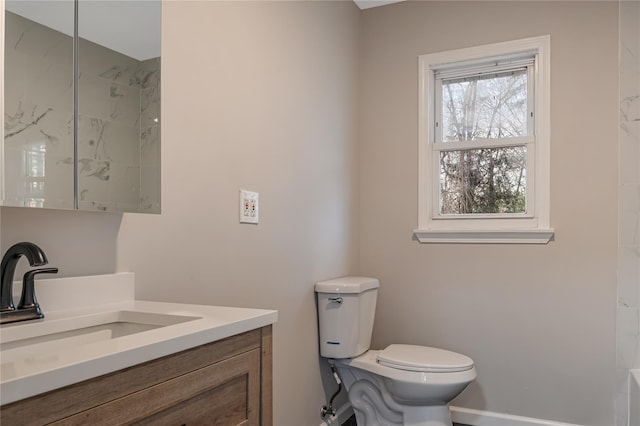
[{"left": 315, "top": 276, "right": 380, "bottom": 294}]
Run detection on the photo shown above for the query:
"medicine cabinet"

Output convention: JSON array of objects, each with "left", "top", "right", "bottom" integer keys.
[{"left": 2, "top": 0, "right": 161, "bottom": 213}]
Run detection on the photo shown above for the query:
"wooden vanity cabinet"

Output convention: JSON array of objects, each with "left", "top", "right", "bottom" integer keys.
[{"left": 1, "top": 326, "right": 273, "bottom": 426}]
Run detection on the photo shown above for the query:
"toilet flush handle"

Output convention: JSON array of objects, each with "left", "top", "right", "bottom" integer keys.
[{"left": 328, "top": 297, "right": 343, "bottom": 304}]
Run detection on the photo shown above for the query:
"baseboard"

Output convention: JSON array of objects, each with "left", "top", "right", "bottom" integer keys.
[
  {"left": 451, "top": 406, "right": 583, "bottom": 426},
  {"left": 318, "top": 403, "right": 354, "bottom": 426},
  {"left": 318, "top": 403, "right": 583, "bottom": 426}
]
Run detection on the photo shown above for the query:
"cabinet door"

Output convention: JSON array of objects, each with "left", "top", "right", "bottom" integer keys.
[
  {"left": 134, "top": 374, "right": 253, "bottom": 426},
  {"left": 53, "top": 349, "right": 261, "bottom": 426}
]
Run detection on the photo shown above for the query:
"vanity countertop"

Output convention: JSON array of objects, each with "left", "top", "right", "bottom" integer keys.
[{"left": 0, "top": 273, "right": 277, "bottom": 405}]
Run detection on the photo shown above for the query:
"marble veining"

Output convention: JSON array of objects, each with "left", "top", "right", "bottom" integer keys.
[
  {"left": 622, "top": 94, "right": 640, "bottom": 123},
  {"left": 4, "top": 104, "right": 53, "bottom": 140}
]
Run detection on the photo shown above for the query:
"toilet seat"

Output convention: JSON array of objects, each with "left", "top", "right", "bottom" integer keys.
[{"left": 377, "top": 344, "right": 474, "bottom": 373}]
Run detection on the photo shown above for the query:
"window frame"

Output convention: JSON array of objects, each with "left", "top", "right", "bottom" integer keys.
[{"left": 415, "top": 36, "right": 553, "bottom": 244}]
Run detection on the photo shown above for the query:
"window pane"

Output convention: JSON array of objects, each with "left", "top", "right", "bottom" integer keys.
[
  {"left": 441, "top": 69, "right": 528, "bottom": 142},
  {"left": 439, "top": 146, "right": 526, "bottom": 214}
]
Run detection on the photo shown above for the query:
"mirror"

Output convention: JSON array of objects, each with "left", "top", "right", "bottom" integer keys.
[
  {"left": 4, "top": 0, "right": 75, "bottom": 209},
  {"left": 3, "top": 0, "right": 161, "bottom": 213}
]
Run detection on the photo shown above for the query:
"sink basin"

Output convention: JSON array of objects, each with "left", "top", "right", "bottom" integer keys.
[{"left": 0, "top": 310, "right": 201, "bottom": 363}]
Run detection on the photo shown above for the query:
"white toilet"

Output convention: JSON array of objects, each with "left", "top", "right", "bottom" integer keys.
[{"left": 315, "top": 276, "right": 476, "bottom": 426}]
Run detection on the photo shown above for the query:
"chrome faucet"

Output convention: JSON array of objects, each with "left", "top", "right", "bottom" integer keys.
[{"left": 1, "top": 242, "right": 58, "bottom": 324}]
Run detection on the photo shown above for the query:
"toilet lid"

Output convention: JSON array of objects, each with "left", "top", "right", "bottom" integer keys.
[{"left": 377, "top": 344, "right": 474, "bottom": 373}]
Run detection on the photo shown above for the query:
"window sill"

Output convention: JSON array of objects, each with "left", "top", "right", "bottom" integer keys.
[{"left": 413, "top": 229, "right": 554, "bottom": 244}]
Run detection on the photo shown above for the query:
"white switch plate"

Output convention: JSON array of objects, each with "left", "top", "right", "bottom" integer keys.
[{"left": 239, "top": 190, "right": 259, "bottom": 224}]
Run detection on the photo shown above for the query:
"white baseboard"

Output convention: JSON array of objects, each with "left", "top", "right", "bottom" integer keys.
[
  {"left": 451, "top": 406, "right": 583, "bottom": 426},
  {"left": 318, "top": 403, "right": 354, "bottom": 426},
  {"left": 319, "top": 403, "right": 583, "bottom": 426}
]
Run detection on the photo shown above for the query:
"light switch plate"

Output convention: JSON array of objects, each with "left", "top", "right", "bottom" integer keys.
[{"left": 239, "top": 190, "right": 259, "bottom": 224}]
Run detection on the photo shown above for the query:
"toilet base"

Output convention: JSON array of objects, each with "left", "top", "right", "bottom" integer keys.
[
  {"left": 351, "top": 400, "right": 453, "bottom": 426},
  {"left": 346, "top": 375, "right": 455, "bottom": 426},
  {"left": 403, "top": 405, "right": 452, "bottom": 426}
]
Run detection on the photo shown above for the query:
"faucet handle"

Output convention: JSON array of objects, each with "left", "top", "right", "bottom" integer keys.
[{"left": 18, "top": 267, "right": 58, "bottom": 310}]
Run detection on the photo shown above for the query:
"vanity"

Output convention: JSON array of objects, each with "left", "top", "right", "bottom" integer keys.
[{"left": 0, "top": 273, "right": 278, "bottom": 425}]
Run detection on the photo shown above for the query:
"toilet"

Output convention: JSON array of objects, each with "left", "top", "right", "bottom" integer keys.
[{"left": 315, "top": 276, "right": 476, "bottom": 426}]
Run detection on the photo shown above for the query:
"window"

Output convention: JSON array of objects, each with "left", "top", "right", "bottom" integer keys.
[
  {"left": 23, "top": 142, "right": 46, "bottom": 208},
  {"left": 415, "top": 36, "right": 553, "bottom": 244}
]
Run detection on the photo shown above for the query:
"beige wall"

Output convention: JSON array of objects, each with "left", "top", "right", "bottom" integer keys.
[
  {"left": 120, "top": 2, "right": 361, "bottom": 423},
  {"left": 358, "top": 2, "right": 618, "bottom": 425},
  {"left": 1, "top": 1, "right": 360, "bottom": 425}
]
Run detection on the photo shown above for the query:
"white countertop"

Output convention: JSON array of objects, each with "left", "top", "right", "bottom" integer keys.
[{"left": 0, "top": 273, "right": 278, "bottom": 405}]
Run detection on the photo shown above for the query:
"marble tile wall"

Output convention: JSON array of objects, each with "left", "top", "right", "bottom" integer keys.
[
  {"left": 4, "top": 11, "right": 160, "bottom": 213},
  {"left": 139, "top": 57, "right": 161, "bottom": 213},
  {"left": 617, "top": 1, "right": 640, "bottom": 425}
]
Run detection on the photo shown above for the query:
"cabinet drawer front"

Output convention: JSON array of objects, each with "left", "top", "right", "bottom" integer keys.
[
  {"left": 53, "top": 349, "right": 261, "bottom": 426},
  {"left": 1, "top": 329, "right": 261, "bottom": 426}
]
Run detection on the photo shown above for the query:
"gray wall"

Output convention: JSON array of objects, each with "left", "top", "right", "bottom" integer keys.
[{"left": 358, "top": 2, "right": 618, "bottom": 425}]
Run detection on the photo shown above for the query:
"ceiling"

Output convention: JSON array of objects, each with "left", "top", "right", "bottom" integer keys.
[{"left": 353, "top": 0, "right": 406, "bottom": 10}]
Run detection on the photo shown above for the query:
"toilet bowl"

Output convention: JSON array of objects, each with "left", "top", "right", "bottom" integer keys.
[
  {"left": 316, "top": 277, "right": 476, "bottom": 426},
  {"left": 332, "top": 346, "right": 476, "bottom": 426}
]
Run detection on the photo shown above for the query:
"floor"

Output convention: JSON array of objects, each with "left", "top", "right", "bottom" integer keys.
[{"left": 341, "top": 415, "right": 357, "bottom": 426}]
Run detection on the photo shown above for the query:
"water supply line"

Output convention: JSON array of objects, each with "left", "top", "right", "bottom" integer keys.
[{"left": 320, "top": 362, "right": 342, "bottom": 418}]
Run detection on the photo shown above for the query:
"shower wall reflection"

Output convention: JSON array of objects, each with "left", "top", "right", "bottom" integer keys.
[{"left": 77, "top": 37, "right": 160, "bottom": 212}]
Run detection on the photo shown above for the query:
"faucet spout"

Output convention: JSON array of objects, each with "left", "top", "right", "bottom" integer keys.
[{"left": 1, "top": 242, "right": 49, "bottom": 312}]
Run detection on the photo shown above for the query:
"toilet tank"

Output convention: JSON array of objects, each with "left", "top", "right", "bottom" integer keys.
[{"left": 315, "top": 276, "right": 379, "bottom": 359}]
